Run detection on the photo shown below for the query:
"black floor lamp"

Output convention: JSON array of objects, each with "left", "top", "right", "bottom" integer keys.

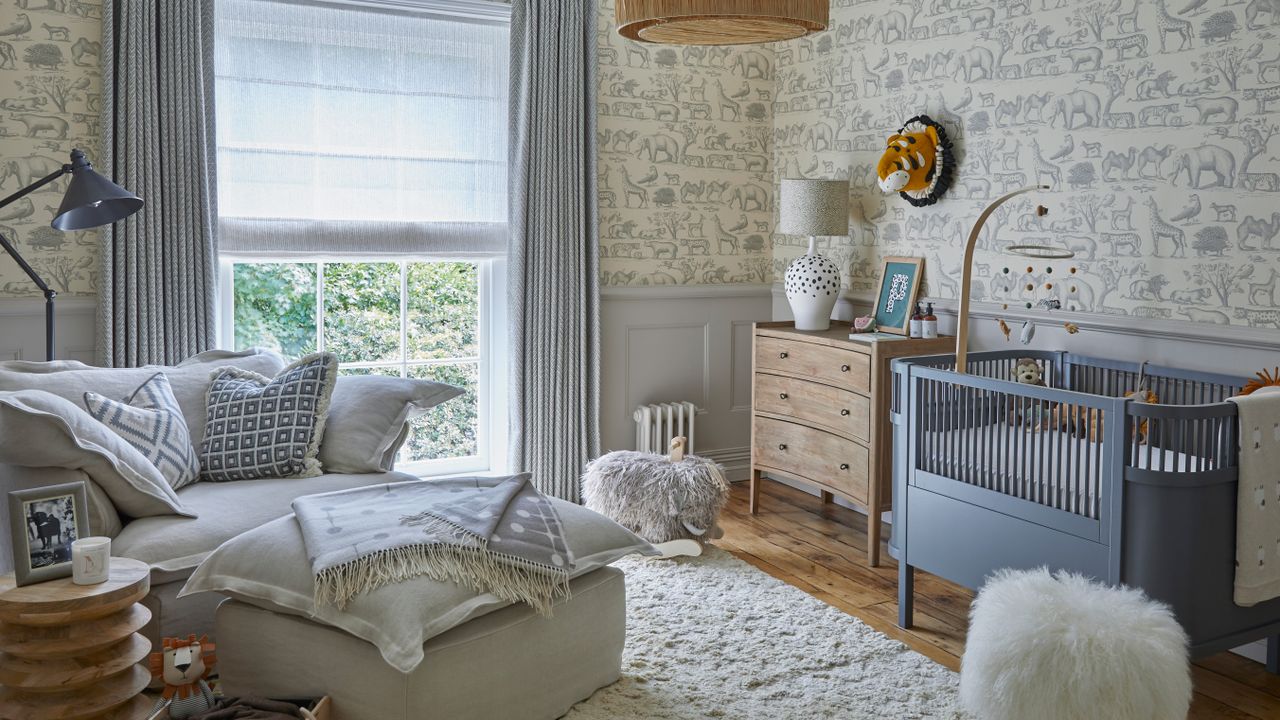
[{"left": 0, "top": 149, "right": 143, "bottom": 361}]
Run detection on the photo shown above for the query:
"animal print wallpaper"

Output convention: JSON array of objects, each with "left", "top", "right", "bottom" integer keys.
[
  {"left": 0, "top": 1, "right": 102, "bottom": 299},
  {"left": 596, "top": 0, "right": 777, "bottom": 287},
  {"left": 773, "top": 0, "right": 1280, "bottom": 327}
]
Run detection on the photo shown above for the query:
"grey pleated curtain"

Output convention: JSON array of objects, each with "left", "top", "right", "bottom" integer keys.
[
  {"left": 98, "top": 0, "right": 217, "bottom": 367},
  {"left": 509, "top": 0, "right": 600, "bottom": 502}
]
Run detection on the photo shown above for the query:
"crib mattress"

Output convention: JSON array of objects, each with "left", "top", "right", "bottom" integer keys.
[{"left": 921, "top": 425, "right": 1205, "bottom": 510}]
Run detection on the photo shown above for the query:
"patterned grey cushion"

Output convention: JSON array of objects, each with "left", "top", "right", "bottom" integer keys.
[
  {"left": 200, "top": 353, "right": 338, "bottom": 482},
  {"left": 84, "top": 373, "right": 202, "bottom": 491}
]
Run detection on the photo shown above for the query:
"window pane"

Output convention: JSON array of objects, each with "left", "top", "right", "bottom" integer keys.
[
  {"left": 338, "top": 366, "right": 402, "bottom": 378},
  {"left": 322, "top": 262, "right": 401, "bottom": 363},
  {"left": 407, "top": 262, "right": 479, "bottom": 360},
  {"left": 232, "top": 263, "right": 317, "bottom": 358},
  {"left": 406, "top": 363, "right": 478, "bottom": 461}
]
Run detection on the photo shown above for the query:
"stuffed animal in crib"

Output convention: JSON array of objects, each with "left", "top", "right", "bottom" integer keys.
[
  {"left": 1010, "top": 357, "right": 1053, "bottom": 430},
  {"left": 150, "top": 634, "right": 218, "bottom": 719},
  {"left": 876, "top": 114, "right": 954, "bottom": 207}
]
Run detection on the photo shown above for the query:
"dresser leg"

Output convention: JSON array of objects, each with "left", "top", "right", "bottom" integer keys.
[
  {"left": 867, "top": 507, "right": 882, "bottom": 567},
  {"left": 750, "top": 469, "right": 762, "bottom": 515},
  {"left": 899, "top": 561, "right": 915, "bottom": 629}
]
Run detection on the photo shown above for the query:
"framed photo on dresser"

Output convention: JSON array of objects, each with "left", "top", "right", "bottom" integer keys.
[
  {"left": 8, "top": 481, "right": 89, "bottom": 587},
  {"left": 873, "top": 256, "right": 924, "bottom": 335}
]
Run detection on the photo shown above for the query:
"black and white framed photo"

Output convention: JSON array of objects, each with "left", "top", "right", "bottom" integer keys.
[{"left": 8, "top": 482, "right": 89, "bottom": 587}]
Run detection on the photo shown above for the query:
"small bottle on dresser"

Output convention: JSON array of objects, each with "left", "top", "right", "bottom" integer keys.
[
  {"left": 922, "top": 303, "right": 938, "bottom": 339},
  {"left": 909, "top": 302, "right": 923, "bottom": 338}
]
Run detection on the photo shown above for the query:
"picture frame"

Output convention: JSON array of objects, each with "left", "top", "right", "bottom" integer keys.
[
  {"left": 873, "top": 256, "right": 925, "bottom": 335},
  {"left": 8, "top": 481, "right": 89, "bottom": 587}
]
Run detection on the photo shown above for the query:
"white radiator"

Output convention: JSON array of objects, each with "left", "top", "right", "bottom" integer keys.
[{"left": 633, "top": 401, "right": 698, "bottom": 455}]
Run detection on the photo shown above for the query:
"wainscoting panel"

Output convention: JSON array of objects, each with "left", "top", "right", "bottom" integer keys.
[
  {"left": 602, "top": 284, "right": 772, "bottom": 480},
  {"left": 0, "top": 298, "right": 97, "bottom": 364}
]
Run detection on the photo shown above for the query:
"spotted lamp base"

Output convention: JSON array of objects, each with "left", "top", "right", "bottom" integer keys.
[{"left": 784, "top": 247, "right": 842, "bottom": 332}]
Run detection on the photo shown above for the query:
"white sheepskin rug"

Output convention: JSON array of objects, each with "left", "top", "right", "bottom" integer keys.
[
  {"left": 564, "top": 547, "right": 964, "bottom": 719},
  {"left": 960, "top": 568, "right": 1191, "bottom": 720}
]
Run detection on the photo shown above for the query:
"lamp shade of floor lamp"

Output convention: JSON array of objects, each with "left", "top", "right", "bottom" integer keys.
[{"left": 780, "top": 178, "right": 849, "bottom": 332}]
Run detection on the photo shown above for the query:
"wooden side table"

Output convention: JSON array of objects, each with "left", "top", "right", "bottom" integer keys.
[{"left": 0, "top": 557, "right": 153, "bottom": 720}]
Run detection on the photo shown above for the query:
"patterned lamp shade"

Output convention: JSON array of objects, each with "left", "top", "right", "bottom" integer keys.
[{"left": 779, "top": 179, "right": 849, "bottom": 237}]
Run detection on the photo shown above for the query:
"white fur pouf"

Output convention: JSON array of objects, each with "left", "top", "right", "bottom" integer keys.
[{"left": 960, "top": 568, "right": 1191, "bottom": 720}]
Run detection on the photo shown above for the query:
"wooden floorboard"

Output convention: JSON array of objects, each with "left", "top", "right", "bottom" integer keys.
[{"left": 718, "top": 478, "right": 1280, "bottom": 719}]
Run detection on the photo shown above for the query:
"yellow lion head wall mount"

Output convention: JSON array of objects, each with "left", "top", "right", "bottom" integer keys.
[{"left": 876, "top": 115, "right": 955, "bottom": 207}]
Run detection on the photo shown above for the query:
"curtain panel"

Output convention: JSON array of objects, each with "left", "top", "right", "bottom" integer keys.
[
  {"left": 508, "top": 0, "right": 600, "bottom": 501},
  {"left": 99, "top": 0, "right": 218, "bottom": 367}
]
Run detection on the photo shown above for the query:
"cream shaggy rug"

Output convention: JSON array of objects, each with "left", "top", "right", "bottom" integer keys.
[{"left": 564, "top": 547, "right": 964, "bottom": 719}]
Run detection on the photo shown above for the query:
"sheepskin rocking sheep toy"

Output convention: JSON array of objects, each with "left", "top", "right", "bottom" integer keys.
[{"left": 583, "top": 437, "right": 729, "bottom": 558}]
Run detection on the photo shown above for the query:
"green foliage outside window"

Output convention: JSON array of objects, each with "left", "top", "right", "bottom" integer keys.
[{"left": 233, "top": 261, "right": 481, "bottom": 464}]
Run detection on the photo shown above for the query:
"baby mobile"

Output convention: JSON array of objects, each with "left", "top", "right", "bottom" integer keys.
[{"left": 995, "top": 208, "right": 1083, "bottom": 344}]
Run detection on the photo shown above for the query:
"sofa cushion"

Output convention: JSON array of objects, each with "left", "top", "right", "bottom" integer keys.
[
  {"left": 114, "top": 471, "right": 415, "bottom": 585},
  {"left": 179, "top": 497, "right": 654, "bottom": 673},
  {"left": 84, "top": 373, "right": 201, "bottom": 491},
  {"left": 320, "top": 376, "right": 463, "bottom": 474},
  {"left": 0, "top": 348, "right": 286, "bottom": 449},
  {"left": 201, "top": 353, "right": 338, "bottom": 482},
  {"left": 0, "top": 391, "right": 192, "bottom": 519}
]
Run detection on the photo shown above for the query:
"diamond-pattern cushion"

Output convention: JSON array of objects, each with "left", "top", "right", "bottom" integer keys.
[
  {"left": 200, "top": 353, "right": 338, "bottom": 482},
  {"left": 84, "top": 372, "right": 202, "bottom": 491}
]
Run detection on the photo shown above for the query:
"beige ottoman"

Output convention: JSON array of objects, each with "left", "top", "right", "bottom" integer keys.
[{"left": 215, "top": 567, "right": 625, "bottom": 720}]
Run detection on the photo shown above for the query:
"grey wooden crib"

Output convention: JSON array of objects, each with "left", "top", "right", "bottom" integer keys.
[{"left": 889, "top": 350, "right": 1280, "bottom": 670}]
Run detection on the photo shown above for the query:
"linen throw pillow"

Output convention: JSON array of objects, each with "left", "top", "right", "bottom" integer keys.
[
  {"left": 84, "top": 373, "right": 201, "bottom": 491},
  {"left": 200, "top": 353, "right": 338, "bottom": 482},
  {"left": 319, "top": 375, "right": 464, "bottom": 473}
]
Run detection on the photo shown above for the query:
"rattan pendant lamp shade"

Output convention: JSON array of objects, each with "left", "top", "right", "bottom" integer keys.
[{"left": 617, "top": 1, "right": 828, "bottom": 45}]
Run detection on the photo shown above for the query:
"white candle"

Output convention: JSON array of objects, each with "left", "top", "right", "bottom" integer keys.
[{"left": 71, "top": 537, "right": 111, "bottom": 585}]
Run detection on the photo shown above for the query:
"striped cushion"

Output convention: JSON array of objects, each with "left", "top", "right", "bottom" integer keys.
[
  {"left": 84, "top": 372, "right": 201, "bottom": 491},
  {"left": 199, "top": 353, "right": 338, "bottom": 482}
]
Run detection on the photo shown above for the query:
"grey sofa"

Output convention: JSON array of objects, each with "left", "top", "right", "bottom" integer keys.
[{"left": 0, "top": 348, "right": 441, "bottom": 647}]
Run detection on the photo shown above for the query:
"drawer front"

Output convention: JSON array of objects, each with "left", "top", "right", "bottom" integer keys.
[
  {"left": 753, "top": 416, "right": 869, "bottom": 503},
  {"left": 754, "top": 373, "right": 870, "bottom": 442},
  {"left": 755, "top": 336, "right": 870, "bottom": 394}
]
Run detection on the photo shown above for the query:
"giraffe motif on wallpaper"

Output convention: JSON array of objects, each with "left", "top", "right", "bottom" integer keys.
[
  {"left": 1029, "top": 139, "right": 1062, "bottom": 187},
  {"left": 711, "top": 81, "right": 741, "bottom": 122},
  {"left": 1153, "top": 0, "right": 1194, "bottom": 53},
  {"left": 1146, "top": 197, "right": 1187, "bottom": 258}
]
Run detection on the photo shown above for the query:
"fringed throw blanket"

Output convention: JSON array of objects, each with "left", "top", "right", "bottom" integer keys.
[{"left": 292, "top": 474, "right": 575, "bottom": 614}]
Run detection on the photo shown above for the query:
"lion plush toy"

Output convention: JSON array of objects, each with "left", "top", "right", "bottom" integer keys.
[
  {"left": 150, "top": 634, "right": 218, "bottom": 719},
  {"left": 876, "top": 114, "right": 954, "bottom": 207}
]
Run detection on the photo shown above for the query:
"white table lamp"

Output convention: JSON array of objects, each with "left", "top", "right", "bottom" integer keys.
[{"left": 780, "top": 178, "right": 849, "bottom": 331}]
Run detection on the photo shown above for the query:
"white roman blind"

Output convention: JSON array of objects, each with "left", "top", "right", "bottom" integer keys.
[{"left": 214, "top": 0, "right": 510, "bottom": 256}]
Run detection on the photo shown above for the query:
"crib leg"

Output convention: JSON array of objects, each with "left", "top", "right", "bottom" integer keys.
[
  {"left": 1268, "top": 635, "right": 1280, "bottom": 675},
  {"left": 898, "top": 561, "right": 915, "bottom": 629}
]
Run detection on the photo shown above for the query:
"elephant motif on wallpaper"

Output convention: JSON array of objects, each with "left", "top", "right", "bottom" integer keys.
[
  {"left": 1047, "top": 90, "right": 1102, "bottom": 129},
  {"left": 730, "top": 51, "right": 772, "bottom": 80},
  {"left": 726, "top": 184, "right": 769, "bottom": 212},
  {"left": 633, "top": 134, "right": 681, "bottom": 164},
  {"left": 949, "top": 46, "right": 994, "bottom": 83},
  {"left": 1167, "top": 145, "right": 1236, "bottom": 189}
]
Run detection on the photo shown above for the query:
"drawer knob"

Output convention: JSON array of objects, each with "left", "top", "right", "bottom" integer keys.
[
  {"left": 778, "top": 443, "right": 788, "bottom": 451},
  {"left": 840, "top": 409, "right": 851, "bottom": 416},
  {"left": 840, "top": 463, "right": 850, "bottom": 471},
  {"left": 779, "top": 392, "right": 788, "bottom": 400},
  {"left": 841, "top": 364, "right": 851, "bottom": 372},
  {"left": 779, "top": 351, "right": 789, "bottom": 359}
]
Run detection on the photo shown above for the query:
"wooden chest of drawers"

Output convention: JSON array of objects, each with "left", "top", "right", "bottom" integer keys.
[{"left": 750, "top": 322, "right": 953, "bottom": 566}]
